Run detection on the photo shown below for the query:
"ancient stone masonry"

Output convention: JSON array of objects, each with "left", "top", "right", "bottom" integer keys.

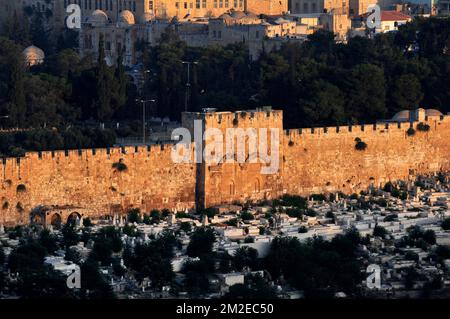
[{"left": 1, "top": 108, "right": 450, "bottom": 226}]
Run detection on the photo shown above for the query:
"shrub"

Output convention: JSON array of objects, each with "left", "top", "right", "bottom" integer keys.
[
  {"left": 240, "top": 211, "right": 254, "bottom": 221},
  {"left": 83, "top": 217, "right": 93, "bottom": 227},
  {"left": 383, "top": 181, "right": 394, "bottom": 192},
  {"left": 311, "top": 194, "right": 326, "bottom": 201},
  {"left": 112, "top": 161, "right": 128, "bottom": 172},
  {"left": 244, "top": 236, "right": 255, "bottom": 243},
  {"left": 373, "top": 225, "right": 388, "bottom": 238},
  {"left": 417, "top": 122, "right": 430, "bottom": 132},
  {"left": 355, "top": 140, "right": 367, "bottom": 151},
  {"left": 442, "top": 218, "right": 450, "bottom": 230},
  {"left": 127, "top": 208, "right": 142, "bottom": 223},
  {"left": 298, "top": 226, "right": 308, "bottom": 233},
  {"left": 285, "top": 207, "right": 303, "bottom": 218},
  {"left": 279, "top": 194, "right": 307, "bottom": 209},
  {"left": 180, "top": 222, "right": 192, "bottom": 233},
  {"left": 407, "top": 127, "right": 416, "bottom": 136},
  {"left": 384, "top": 214, "right": 398, "bottom": 222}
]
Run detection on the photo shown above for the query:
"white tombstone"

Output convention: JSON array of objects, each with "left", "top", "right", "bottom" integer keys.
[
  {"left": 202, "top": 214, "right": 209, "bottom": 226},
  {"left": 169, "top": 213, "right": 176, "bottom": 225}
]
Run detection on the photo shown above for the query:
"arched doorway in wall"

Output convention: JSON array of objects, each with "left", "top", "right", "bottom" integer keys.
[
  {"left": 50, "top": 213, "right": 62, "bottom": 228},
  {"left": 67, "top": 212, "right": 82, "bottom": 226}
]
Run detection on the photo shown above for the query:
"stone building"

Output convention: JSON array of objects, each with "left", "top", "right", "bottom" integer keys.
[
  {"left": 349, "top": 0, "right": 378, "bottom": 16},
  {"left": 289, "top": 0, "right": 348, "bottom": 14},
  {"left": 80, "top": 10, "right": 308, "bottom": 64},
  {"left": 16, "top": 0, "right": 288, "bottom": 23},
  {"left": 320, "top": 9, "right": 351, "bottom": 40},
  {"left": 80, "top": 9, "right": 146, "bottom": 66}
]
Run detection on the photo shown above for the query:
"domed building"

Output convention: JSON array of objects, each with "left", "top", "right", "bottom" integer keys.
[
  {"left": 389, "top": 108, "right": 443, "bottom": 122},
  {"left": 22, "top": 45, "right": 45, "bottom": 67},
  {"left": 87, "top": 10, "right": 109, "bottom": 27},
  {"left": 391, "top": 110, "right": 413, "bottom": 122},
  {"left": 118, "top": 10, "right": 136, "bottom": 27}
]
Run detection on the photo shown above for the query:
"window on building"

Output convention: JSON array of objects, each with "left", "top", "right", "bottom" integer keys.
[
  {"left": 254, "top": 179, "right": 260, "bottom": 192},
  {"left": 303, "top": 2, "right": 308, "bottom": 12},
  {"left": 184, "top": 2, "right": 187, "bottom": 8},
  {"left": 202, "top": 0, "right": 206, "bottom": 8},
  {"left": 196, "top": 0, "right": 200, "bottom": 8},
  {"left": 229, "top": 182, "right": 235, "bottom": 195}
]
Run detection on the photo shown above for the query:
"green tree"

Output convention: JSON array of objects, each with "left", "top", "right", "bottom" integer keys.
[
  {"left": 1, "top": 11, "right": 31, "bottom": 46},
  {"left": 187, "top": 227, "right": 216, "bottom": 258},
  {"left": 0, "top": 37, "right": 26, "bottom": 127},
  {"left": 61, "top": 222, "right": 79, "bottom": 248},
  {"left": 391, "top": 74, "right": 423, "bottom": 112},
  {"left": 373, "top": 225, "right": 388, "bottom": 239},
  {"left": 127, "top": 208, "right": 142, "bottom": 223},
  {"left": 302, "top": 80, "right": 346, "bottom": 126},
  {"left": 346, "top": 64, "right": 387, "bottom": 123},
  {"left": 233, "top": 246, "right": 259, "bottom": 271},
  {"left": 94, "top": 35, "right": 114, "bottom": 121},
  {"left": 441, "top": 218, "right": 450, "bottom": 230},
  {"left": 39, "top": 229, "right": 58, "bottom": 254}
]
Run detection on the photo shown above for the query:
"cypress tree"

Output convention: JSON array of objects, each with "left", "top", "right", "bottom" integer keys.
[
  {"left": 112, "top": 45, "right": 128, "bottom": 113},
  {"left": 6, "top": 42, "right": 26, "bottom": 127},
  {"left": 95, "top": 35, "right": 112, "bottom": 121}
]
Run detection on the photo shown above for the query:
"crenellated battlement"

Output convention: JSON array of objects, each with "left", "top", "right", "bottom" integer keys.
[
  {"left": 0, "top": 108, "right": 449, "bottom": 226},
  {"left": 283, "top": 115, "right": 450, "bottom": 142}
]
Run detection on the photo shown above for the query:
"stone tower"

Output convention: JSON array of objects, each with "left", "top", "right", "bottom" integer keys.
[{"left": 181, "top": 107, "right": 284, "bottom": 208}]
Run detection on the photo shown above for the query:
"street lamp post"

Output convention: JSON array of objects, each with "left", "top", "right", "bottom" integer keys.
[
  {"left": 181, "top": 61, "right": 198, "bottom": 112},
  {"left": 136, "top": 99, "right": 156, "bottom": 144}
]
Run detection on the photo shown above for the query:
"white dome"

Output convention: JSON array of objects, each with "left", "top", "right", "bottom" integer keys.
[
  {"left": 392, "top": 110, "right": 411, "bottom": 122},
  {"left": 425, "top": 109, "right": 443, "bottom": 117},
  {"left": 119, "top": 10, "right": 135, "bottom": 26},
  {"left": 23, "top": 45, "right": 45, "bottom": 66},
  {"left": 88, "top": 10, "right": 108, "bottom": 26}
]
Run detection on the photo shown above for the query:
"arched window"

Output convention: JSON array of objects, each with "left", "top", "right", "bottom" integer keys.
[
  {"left": 254, "top": 179, "right": 260, "bottom": 192},
  {"left": 229, "top": 181, "right": 235, "bottom": 195}
]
